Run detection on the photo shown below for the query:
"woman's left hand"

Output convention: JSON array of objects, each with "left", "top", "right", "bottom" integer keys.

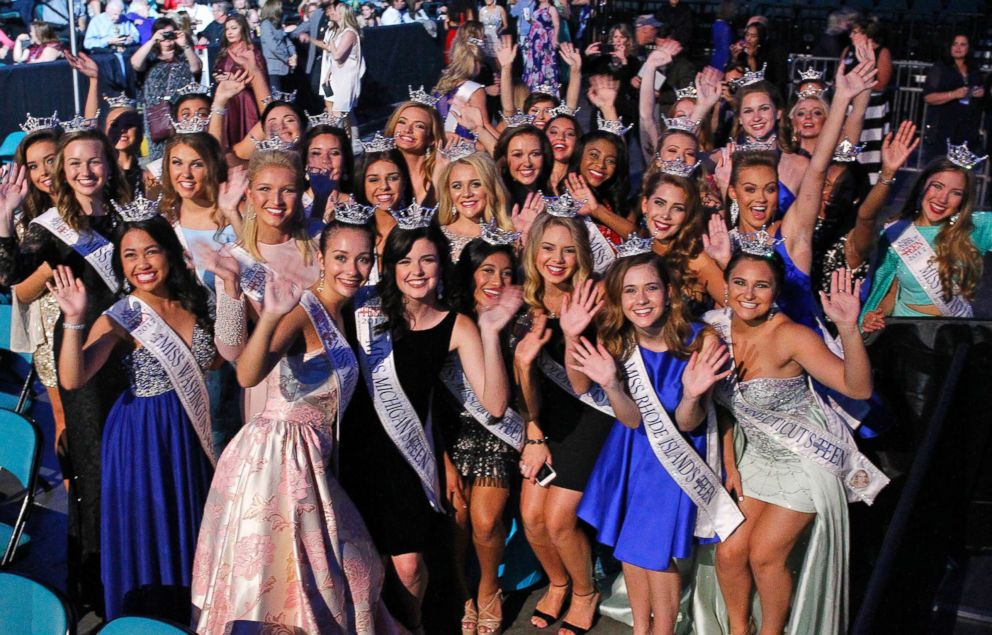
[
  {"left": 681, "top": 337, "right": 732, "bottom": 400},
  {"left": 175, "top": 29, "right": 189, "bottom": 49},
  {"left": 820, "top": 268, "right": 863, "bottom": 327},
  {"left": 564, "top": 173, "right": 598, "bottom": 216},
  {"left": 477, "top": 286, "right": 524, "bottom": 333},
  {"left": 567, "top": 336, "right": 618, "bottom": 389}
]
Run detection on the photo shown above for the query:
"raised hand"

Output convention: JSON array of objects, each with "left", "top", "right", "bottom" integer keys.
[
  {"left": 213, "top": 70, "right": 251, "bottom": 105},
  {"left": 559, "top": 278, "right": 603, "bottom": 339},
  {"left": 559, "top": 42, "right": 581, "bottom": 70},
  {"left": 47, "top": 265, "right": 88, "bottom": 321},
  {"left": 645, "top": 46, "right": 674, "bottom": 68},
  {"left": 568, "top": 337, "right": 619, "bottom": 389},
  {"left": 880, "top": 121, "right": 919, "bottom": 175},
  {"left": 65, "top": 51, "right": 99, "bottom": 78},
  {"left": 478, "top": 285, "right": 524, "bottom": 332},
  {"left": 0, "top": 163, "right": 28, "bottom": 231},
  {"left": 261, "top": 272, "right": 303, "bottom": 317},
  {"left": 586, "top": 74, "right": 619, "bottom": 111},
  {"left": 714, "top": 142, "right": 735, "bottom": 195},
  {"left": 511, "top": 192, "right": 545, "bottom": 242},
  {"left": 218, "top": 166, "right": 249, "bottom": 214},
  {"left": 682, "top": 337, "right": 732, "bottom": 399},
  {"left": 514, "top": 312, "right": 552, "bottom": 367},
  {"left": 820, "top": 268, "right": 863, "bottom": 327},
  {"left": 834, "top": 57, "right": 878, "bottom": 102},
  {"left": 198, "top": 247, "right": 241, "bottom": 296},
  {"left": 565, "top": 173, "right": 597, "bottom": 216},
  {"left": 495, "top": 39, "right": 517, "bottom": 70},
  {"left": 695, "top": 67, "right": 723, "bottom": 108},
  {"left": 450, "top": 96, "right": 484, "bottom": 133},
  {"left": 702, "top": 212, "right": 732, "bottom": 269}
]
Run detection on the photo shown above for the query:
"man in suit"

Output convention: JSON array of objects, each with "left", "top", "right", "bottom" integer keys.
[{"left": 293, "top": 0, "right": 335, "bottom": 114}]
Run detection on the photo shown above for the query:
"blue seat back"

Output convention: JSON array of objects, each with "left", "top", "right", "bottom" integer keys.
[
  {"left": 0, "top": 572, "right": 70, "bottom": 635},
  {"left": 0, "top": 131, "right": 26, "bottom": 162},
  {"left": 0, "top": 409, "right": 40, "bottom": 488},
  {"left": 100, "top": 616, "right": 194, "bottom": 634}
]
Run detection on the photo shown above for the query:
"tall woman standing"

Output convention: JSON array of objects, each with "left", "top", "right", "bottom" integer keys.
[{"left": 314, "top": 2, "right": 365, "bottom": 136}]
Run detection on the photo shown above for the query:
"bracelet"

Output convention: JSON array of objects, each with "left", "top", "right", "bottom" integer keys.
[
  {"left": 210, "top": 106, "right": 226, "bottom": 117},
  {"left": 878, "top": 175, "right": 896, "bottom": 186},
  {"left": 525, "top": 437, "right": 548, "bottom": 445},
  {"left": 63, "top": 322, "right": 86, "bottom": 331}
]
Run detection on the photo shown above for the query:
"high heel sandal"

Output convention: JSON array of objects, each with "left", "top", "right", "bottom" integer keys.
[
  {"left": 461, "top": 598, "right": 478, "bottom": 635},
  {"left": 558, "top": 588, "right": 600, "bottom": 635},
  {"left": 477, "top": 589, "right": 504, "bottom": 635},
  {"left": 530, "top": 581, "right": 570, "bottom": 629}
]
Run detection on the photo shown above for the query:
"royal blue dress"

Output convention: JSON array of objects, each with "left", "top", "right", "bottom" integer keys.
[
  {"left": 101, "top": 325, "right": 214, "bottom": 621},
  {"left": 578, "top": 326, "right": 714, "bottom": 571}
]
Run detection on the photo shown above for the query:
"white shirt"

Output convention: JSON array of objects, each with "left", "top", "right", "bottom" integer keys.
[
  {"left": 176, "top": 3, "right": 214, "bottom": 34},
  {"left": 380, "top": 7, "right": 412, "bottom": 25}
]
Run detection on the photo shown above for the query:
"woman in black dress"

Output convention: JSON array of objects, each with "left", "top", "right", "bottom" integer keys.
[{"left": 922, "top": 33, "right": 985, "bottom": 163}]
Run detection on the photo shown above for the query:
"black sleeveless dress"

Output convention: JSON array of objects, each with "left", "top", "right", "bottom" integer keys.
[{"left": 340, "top": 311, "right": 457, "bottom": 555}]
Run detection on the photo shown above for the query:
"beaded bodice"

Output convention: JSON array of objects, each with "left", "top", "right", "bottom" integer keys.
[
  {"left": 126, "top": 325, "right": 215, "bottom": 397},
  {"left": 733, "top": 375, "right": 813, "bottom": 460}
]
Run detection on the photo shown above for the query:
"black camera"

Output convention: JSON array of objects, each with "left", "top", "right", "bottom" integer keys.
[
  {"left": 161, "top": 31, "right": 177, "bottom": 40},
  {"left": 599, "top": 43, "right": 614, "bottom": 54}
]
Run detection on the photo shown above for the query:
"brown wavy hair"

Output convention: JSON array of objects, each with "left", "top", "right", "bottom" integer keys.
[
  {"left": 159, "top": 133, "right": 228, "bottom": 228},
  {"left": 238, "top": 150, "right": 314, "bottom": 265},
  {"left": 384, "top": 102, "right": 444, "bottom": 198},
  {"left": 13, "top": 129, "right": 61, "bottom": 229},
  {"left": 596, "top": 252, "right": 703, "bottom": 361},
  {"left": 52, "top": 129, "right": 131, "bottom": 231},
  {"left": 730, "top": 80, "right": 791, "bottom": 153},
  {"left": 640, "top": 171, "right": 705, "bottom": 295},
  {"left": 521, "top": 213, "right": 593, "bottom": 311}
]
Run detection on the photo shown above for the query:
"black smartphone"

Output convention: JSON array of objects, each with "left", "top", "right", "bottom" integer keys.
[
  {"left": 161, "top": 31, "right": 177, "bottom": 40},
  {"left": 599, "top": 43, "right": 615, "bottom": 54}
]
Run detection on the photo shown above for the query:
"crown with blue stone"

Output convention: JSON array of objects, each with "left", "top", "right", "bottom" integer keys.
[
  {"left": 730, "top": 63, "right": 767, "bottom": 89},
  {"left": 796, "top": 67, "right": 825, "bottom": 83},
  {"left": 361, "top": 132, "right": 397, "bottom": 153},
  {"left": 408, "top": 85, "right": 441, "bottom": 108},
  {"left": 480, "top": 219, "right": 521, "bottom": 246},
  {"left": 104, "top": 93, "right": 136, "bottom": 109},
  {"left": 658, "top": 158, "right": 699, "bottom": 178},
  {"left": 253, "top": 135, "right": 297, "bottom": 151},
  {"left": 20, "top": 111, "right": 60, "bottom": 133},
  {"left": 307, "top": 111, "right": 348, "bottom": 128},
  {"left": 333, "top": 199, "right": 375, "bottom": 225},
  {"left": 112, "top": 193, "right": 160, "bottom": 223},
  {"left": 533, "top": 82, "right": 560, "bottom": 98},
  {"left": 170, "top": 114, "right": 210, "bottom": 135},
  {"left": 796, "top": 86, "right": 826, "bottom": 100},
  {"left": 544, "top": 191, "right": 585, "bottom": 218},
  {"left": 548, "top": 103, "right": 579, "bottom": 118},
  {"left": 832, "top": 137, "right": 864, "bottom": 163},
  {"left": 262, "top": 90, "right": 297, "bottom": 105},
  {"left": 736, "top": 135, "right": 778, "bottom": 153},
  {"left": 616, "top": 233, "right": 654, "bottom": 258},
  {"left": 675, "top": 84, "right": 699, "bottom": 101},
  {"left": 175, "top": 82, "right": 211, "bottom": 98},
  {"left": 502, "top": 110, "right": 536, "bottom": 128},
  {"left": 733, "top": 226, "right": 783, "bottom": 257},
  {"left": 439, "top": 138, "right": 477, "bottom": 162},
  {"left": 596, "top": 113, "right": 633, "bottom": 137},
  {"left": 391, "top": 201, "right": 437, "bottom": 230},
  {"left": 947, "top": 139, "right": 989, "bottom": 170},
  {"left": 661, "top": 115, "right": 700, "bottom": 135},
  {"left": 62, "top": 111, "right": 101, "bottom": 133}
]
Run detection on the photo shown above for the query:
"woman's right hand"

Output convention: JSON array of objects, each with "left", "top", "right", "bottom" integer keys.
[
  {"left": 559, "top": 278, "right": 603, "bottom": 340},
  {"left": 47, "top": 265, "right": 88, "bottom": 322},
  {"left": 198, "top": 247, "right": 241, "bottom": 297},
  {"left": 65, "top": 51, "right": 99, "bottom": 78},
  {"left": 861, "top": 309, "right": 887, "bottom": 334},
  {"left": 0, "top": 163, "right": 28, "bottom": 232},
  {"left": 879, "top": 121, "right": 919, "bottom": 176},
  {"left": 218, "top": 166, "right": 249, "bottom": 214},
  {"left": 520, "top": 442, "right": 551, "bottom": 484},
  {"left": 261, "top": 272, "right": 302, "bottom": 318},
  {"left": 702, "top": 212, "right": 733, "bottom": 270},
  {"left": 725, "top": 465, "right": 744, "bottom": 502},
  {"left": 495, "top": 39, "right": 517, "bottom": 70},
  {"left": 514, "top": 312, "right": 552, "bottom": 367}
]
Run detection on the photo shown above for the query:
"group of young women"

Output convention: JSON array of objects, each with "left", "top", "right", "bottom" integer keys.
[{"left": 0, "top": 15, "right": 990, "bottom": 635}]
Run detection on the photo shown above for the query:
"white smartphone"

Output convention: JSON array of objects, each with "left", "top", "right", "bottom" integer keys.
[{"left": 536, "top": 462, "right": 557, "bottom": 487}]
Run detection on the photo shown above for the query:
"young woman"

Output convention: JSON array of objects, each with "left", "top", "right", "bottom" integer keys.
[
  {"left": 339, "top": 223, "right": 518, "bottom": 632},
  {"left": 353, "top": 146, "right": 412, "bottom": 261},
  {"left": 313, "top": 2, "right": 365, "bottom": 126},
  {"left": 227, "top": 99, "right": 308, "bottom": 162},
  {"left": 259, "top": 0, "right": 297, "bottom": 92},
  {"left": 436, "top": 152, "right": 514, "bottom": 261},
  {"left": 479, "top": 0, "right": 507, "bottom": 60},
  {"left": 709, "top": 255, "right": 884, "bottom": 635},
  {"left": 433, "top": 30, "right": 492, "bottom": 142},
  {"left": 546, "top": 113, "right": 580, "bottom": 194},
  {"left": 784, "top": 83, "right": 870, "bottom": 161},
  {"left": 521, "top": 0, "right": 560, "bottom": 91},
  {"left": 497, "top": 41, "right": 582, "bottom": 132},
  {"left": 0, "top": 128, "right": 131, "bottom": 611},
  {"left": 192, "top": 219, "right": 392, "bottom": 634},
  {"left": 211, "top": 13, "right": 272, "bottom": 149},
  {"left": 384, "top": 100, "right": 445, "bottom": 205},
  {"left": 922, "top": 33, "right": 985, "bottom": 163},
  {"left": 841, "top": 17, "right": 893, "bottom": 183},
  {"left": 494, "top": 124, "right": 553, "bottom": 209},
  {"left": 566, "top": 129, "right": 635, "bottom": 250},
  {"left": 302, "top": 124, "right": 355, "bottom": 220},
  {"left": 513, "top": 213, "right": 611, "bottom": 635},
  {"left": 50, "top": 214, "right": 216, "bottom": 622},
  {"left": 572, "top": 251, "right": 737, "bottom": 635}
]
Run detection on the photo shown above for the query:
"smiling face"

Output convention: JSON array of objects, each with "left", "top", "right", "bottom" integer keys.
[
  {"left": 580, "top": 138, "right": 618, "bottom": 188},
  {"left": 393, "top": 106, "right": 434, "bottom": 153},
  {"left": 448, "top": 162, "right": 490, "bottom": 221},
  {"left": 248, "top": 165, "right": 299, "bottom": 231},
  {"left": 536, "top": 223, "right": 578, "bottom": 285},
  {"left": 527, "top": 98, "right": 557, "bottom": 130},
  {"left": 507, "top": 133, "right": 544, "bottom": 186},
  {"left": 318, "top": 227, "right": 374, "bottom": 298},
  {"left": 621, "top": 263, "right": 668, "bottom": 331},
  {"left": 473, "top": 251, "right": 513, "bottom": 309},
  {"left": 120, "top": 229, "right": 169, "bottom": 293},
  {"left": 642, "top": 181, "right": 689, "bottom": 241},
  {"left": 106, "top": 109, "right": 141, "bottom": 152},
  {"left": 395, "top": 237, "right": 440, "bottom": 300},
  {"left": 63, "top": 139, "right": 109, "bottom": 199},
  {"left": 546, "top": 118, "right": 577, "bottom": 163},
  {"left": 731, "top": 164, "right": 778, "bottom": 230},
  {"left": 25, "top": 139, "right": 57, "bottom": 194},
  {"left": 919, "top": 169, "right": 967, "bottom": 225},
  {"left": 364, "top": 159, "right": 404, "bottom": 211},
  {"left": 655, "top": 132, "right": 698, "bottom": 166},
  {"left": 168, "top": 142, "right": 209, "bottom": 201},
  {"left": 263, "top": 105, "right": 302, "bottom": 143},
  {"left": 727, "top": 257, "right": 777, "bottom": 320},
  {"left": 791, "top": 98, "right": 826, "bottom": 140},
  {"left": 739, "top": 91, "right": 777, "bottom": 139},
  {"left": 307, "top": 133, "right": 344, "bottom": 181}
]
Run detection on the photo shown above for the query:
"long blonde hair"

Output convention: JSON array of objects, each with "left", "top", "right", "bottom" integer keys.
[
  {"left": 521, "top": 213, "right": 593, "bottom": 311},
  {"left": 238, "top": 150, "right": 314, "bottom": 265},
  {"left": 384, "top": 102, "right": 444, "bottom": 196},
  {"left": 433, "top": 24, "right": 484, "bottom": 95},
  {"left": 332, "top": 1, "right": 361, "bottom": 34},
  {"left": 436, "top": 153, "right": 513, "bottom": 229}
]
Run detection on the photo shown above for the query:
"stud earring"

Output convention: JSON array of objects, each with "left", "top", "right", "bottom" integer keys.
[{"left": 123, "top": 279, "right": 132, "bottom": 293}]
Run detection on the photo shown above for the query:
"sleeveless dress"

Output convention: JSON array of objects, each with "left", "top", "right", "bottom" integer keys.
[
  {"left": 339, "top": 311, "right": 457, "bottom": 555},
  {"left": 522, "top": 5, "right": 558, "bottom": 91},
  {"left": 321, "top": 27, "right": 365, "bottom": 111},
  {"left": 212, "top": 47, "right": 267, "bottom": 150},
  {"left": 480, "top": 6, "right": 503, "bottom": 58},
  {"left": 101, "top": 324, "right": 215, "bottom": 622},
  {"left": 191, "top": 349, "right": 387, "bottom": 634}
]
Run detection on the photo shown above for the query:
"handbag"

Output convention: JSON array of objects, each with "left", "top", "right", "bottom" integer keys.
[{"left": 147, "top": 63, "right": 177, "bottom": 143}]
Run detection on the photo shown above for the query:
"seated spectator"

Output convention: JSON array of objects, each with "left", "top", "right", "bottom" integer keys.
[
  {"left": 13, "top": 21, "right": 64, "bottom": 63},
  {"left": 381, "top": 0, "right": 412, "bottom": 25},
  {"left": 358, "top": 3, "right": 379, "bottom": 28},
  {"left": 126, "top": 0, "right": 157, "bottom": 44},
  {"left": 84, "top": 0, "right": 140, "bottom": 50},
  {"left": 199, "top": 2, "right": 233, "bottom": 47},
  {"left": 0, "top": 28, "right": 16, "bottom": 61},
  {"left": 175, "top": 0, "right": 215, "bottom": 35}
]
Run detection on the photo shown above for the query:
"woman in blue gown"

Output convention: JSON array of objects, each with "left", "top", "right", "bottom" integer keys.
[{"left": 50, "top": 212, "right": 216, "bottom": 623}]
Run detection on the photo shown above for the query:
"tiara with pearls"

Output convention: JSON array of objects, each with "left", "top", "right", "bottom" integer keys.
[
  {"left": 361, "top": 132, "right": 397, "bottom": 153},
  {"left": 675, "top": 84, "right": 699, "bottom": 101},
  {"left": 661, "top": 115, "right": 700, "bottom": 135},
  {"left": 467, "top": 37, "right": 485, "bottom": 47},
  {"left": 548, "top": 103, "right": 579, "bottom": 118},
  {"left": 733, "top": 227, "right": 783, "bottom": 257},
  {"left": 170, "top": 114, "right": 210, "bottom": 135},
  {"left": 253, "top": 135, "right": 297, "bottom": 151},
  {"left": 112, "top": 194, "right": 160, "bottom": 223},
  {"left": 658, "top": 158, "right": 699, "bottom": 178},
  {"left": 104, "top": 93, "right": 136, "bottom": 109},
  {"left": 796, "top": 67, "right": 825, "bottom": 83},
  {"left": 408, "top": 85, "right": 441, "bottom": 108},
  {"left": 391, "top": 201, "right": 437, "bottom": 230},
  {"left": 333, "top": 199, "right": 375, "bottom": 225},
  {"left": 439, "top": 138, "right": 477, "bottom": 162},
  {"left": 502, "top": 110, "right": 536, "bottom": 128},
  {"left": 544, "top": 191, "right": 586, "bottom": 218},
  {"left": 307, "top": 111, "right": 348, "bottom": 128},
  {"left": 62, "top": 112, "right": 100, "bottom": 133},
  {"left": 730, "top": 63, "right": 767, "bottom": 89},
  {"left": 480, "top": 219, "right": 521, "bottom": 246},
  {"left": 796, "top": 86, "right": 826, "bottom": 100},
  {"left": 175, "top": 82, "right": 211, "bottom": 98},
  {"left": 832, "top": 138, "right": 864, "bottom": 163},
  {"left": 20, "top": 111, "right": 60, "bottom": 133},
  {"left": 533, "top": 82, "right": 560, "bottom": 98},
  {"left": 262, "top": 90, "right": 297, "bottom": 106},
  {"left": 596, "top": 113, "right": 633, "bottom": 137},
  {"left": 947, "top": 139, "right": 989, "bottom": 170},
  {"left": 616, "top": 234, "right": 654, "bottom": 258},
  {"left": 736, "top": 135, "right": 778, "bottom": 153}
]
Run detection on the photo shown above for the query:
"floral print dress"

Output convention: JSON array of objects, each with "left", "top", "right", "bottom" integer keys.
[{"left": 522, "top": 4, "right": 558, "bottom": 91}]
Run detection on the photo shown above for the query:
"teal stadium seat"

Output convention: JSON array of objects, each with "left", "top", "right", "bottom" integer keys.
[{"left": 0, "top": 572, "right": 72, "bottom": 634}]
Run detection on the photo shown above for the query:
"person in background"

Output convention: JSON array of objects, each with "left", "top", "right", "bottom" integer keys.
[
  {"left": 922, "top": 33, "right": 985, "bottom": 163},
  {"left": 358, "top": 2, "right": 379, "bottom": 28},
  {"left": 655, "top": 0, "right": 692, "bottom": 47},
  {"left": 632, "top": 14, "right": 660, "bottom": 63},
  {"left": 813, "top": 7, "right": 859, "bottom": 58},
  {"left": 124, "top": 0, "right": 156, "bottom": 44},
  {"left": 84, "top": 0, "right": 139, "bottom": 50},
  {"left": 381, "top": 0, "right": 411, "bottom": 25},
  {"left": 198, "top": 2, "right": 233, "bottom": 47},
  {"left": 260, "top": 0, "right": 298, "bottom": 92},
  {"left": 176, "top": 0, "right": 216, "bottom": 35},
  {"left": 710, "top": 0, "right": 736, "bottom": 70},
  {"left": 13, "top": 20, "right": 64, "bottom": 63}
]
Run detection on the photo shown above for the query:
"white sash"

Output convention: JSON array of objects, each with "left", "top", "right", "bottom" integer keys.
[
  {"left": 227, "top": 244, "right": 273, "bottom": 304},
  {"left": 104, "top": 296, "right": 216, "bottom": 465},
  {"left": 537, "top": 352, "right": 615, "bottom": 417},
  {"left": 705, "top": 310, "right": 889, "bottom": 504},
  {"left": 299, "top": 290, "right": 359, "bottom": 424},
  {"left": 353, "top": 291, "right": 444, "bottom": 511},
  {"left": 584, "top": 218, "right": 617, "bottom": 274},
  {"left": 622, "top": 347, "right": 744, "bottom": 539},
  {"left": 32, "top": 209, "right": 119, "bottom": 293},
  {"left": 890, "top": 223, "right": 973, "bottom": 317},
  {"left": 440, "top": 356, "right": 524, "bottom": 452}
]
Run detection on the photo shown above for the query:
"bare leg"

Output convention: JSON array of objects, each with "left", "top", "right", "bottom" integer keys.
[
  {"left": 623, "top": 563, "right": 653, "bottom": 635},
  {"left": 717, "top": 497, "right": 766, "bottom": 634},
  {"left": 452, "top": 482, "right": 473, "bottom": 601},
  {"left": 543, "top": 487, "right": 598, "bottom": 635},
  {"left": 644, "top": 563, "right": 681, "bottom": 635},
  {"left": 520, "top": 479, "right": 569, "bottom": 627},
  {"left": 390, "top": 552, "right": 428, "bottom": 630},
  {"left": 748, "top": 505, "right": 814, "bottom": 635},
  {"left": 471, "top": 484, "right": 510, "bottom": 601}
]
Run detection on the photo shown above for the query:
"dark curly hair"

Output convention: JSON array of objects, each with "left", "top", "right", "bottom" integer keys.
[
  {"left": 13, "top": 128, "right": 62, "bottom": 230},
  {"left": 377, "top": 225, "right": 452, "bottom": 339},
  {"left": 569, "top": 130, "right": 630, "bottom": 217},
  {"left": 448, "top": 237, "right": 518, "bottom": 319}
]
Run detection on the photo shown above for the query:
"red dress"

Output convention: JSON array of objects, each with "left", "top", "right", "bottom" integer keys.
[{"left": 212, "top": 45, "right": 268, "bottom": 151}]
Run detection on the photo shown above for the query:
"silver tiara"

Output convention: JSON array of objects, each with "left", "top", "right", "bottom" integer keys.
[
  {"left": 533, "top": 82, "right": 560, "bottom": 98},
  {"left": 62, "top": 112, "right": 100, "bottom": 133},
  {"left": 480, "top": 218, "right": 521, "bottom": 246},
  {"left": 833, "top": 138, "right": 864, "bottom": 163},
  {"left": 947, "top": 139, "right": 989, "bottom": 170},
  {"left": 730, "top": 63, "right": 767, "bottom": 89},
  {"left": 733, "top": 227, "right": 782, "bottom": 257},
  {"left": 408, "top": 85, "right": 440, "bottom": 108},
  {"left": 170, "top": 114, "right": 210, "bottom": 135},
  {"left": 596, "top": 113, "right": 633, "bottom": 137},
  {"left": 467, "top": 37, "right": 485, "bottom": 47},
  {"left": 262, "top": 90, "right": 297, "bottom": 105},
  {"left": 796, "top": 67, "right": 825, "bottom": 82},
  {"left": 20, "top": 111, "right": 60, "bottom": 133},
  {"left": 661, "top": 115, "right": 700, "bottom": 135},
  {"left": 361, "top": 132, "right": 397, "bottom": 153},
  {"left": 616, "top": 234, "right": 654, "bottom": 258},
  {"left": 439, "top": 138, "right": 477, "bottom": 162},
  {"left": 502, "top": 111, "right": 536, "bottom": 128},
  {"left": 548, "top": 103, "right": 579, "bottom": 118},
  {"left": 253, "top": 135, "right": 297, "bottom": 151},
  {"left": 175, "top": 82, "right": 210, "bottom": 97},
  {"left": 736, "top": 135, "right": 778, "bottom": 153},
  {"left": 675, "top": 84, "right": 699, "bottom": 101},
  {"left": 112, "top": 194, "right": 160, "bottom": 223},
  {"left": 796, "top": 86, "right": 826, "bottom": 100},
  {"left": 391, "top": 201, "right": 437, "bottom": 230},
  {"left": 544, "top": 191, "right": 585, "bottom": 218},
  {"left": 104, "top": 93, "right": 136, "bottom": 109},
  {"left": 333, "top": 199, "right": 375, "bottom": 225},
  {"left": 658, "top": 158, "right": 699, "bottom": 178},
  {"left": 307, "top": 111, "right": 348, "bottom": 128}
]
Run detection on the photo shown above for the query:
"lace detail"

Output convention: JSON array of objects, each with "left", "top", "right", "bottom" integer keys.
[{"left": 126, "top": 326, "right": 215, "bottom": 397}]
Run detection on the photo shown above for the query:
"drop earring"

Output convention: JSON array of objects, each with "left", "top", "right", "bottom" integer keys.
[
  {"left": 730, "top": 200, "right": 740, "bottom": 226},
  {"left": 723, "top": 287, "right": 730, "bottom": 316},
  {"left": 317, "top": 269, "right": 325, "bottom": 293},
  {"left": 123, "top": 279, "right": 132, "bottom": 293},
  {"left": 949, "top": 214, "right": 960, "bottom": 225},
  {"left": 451, "top": 205, "right": 458, "bottom": 219},
  {"left": 437, "top": 278, "right": 444, "bottom": 300}
]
